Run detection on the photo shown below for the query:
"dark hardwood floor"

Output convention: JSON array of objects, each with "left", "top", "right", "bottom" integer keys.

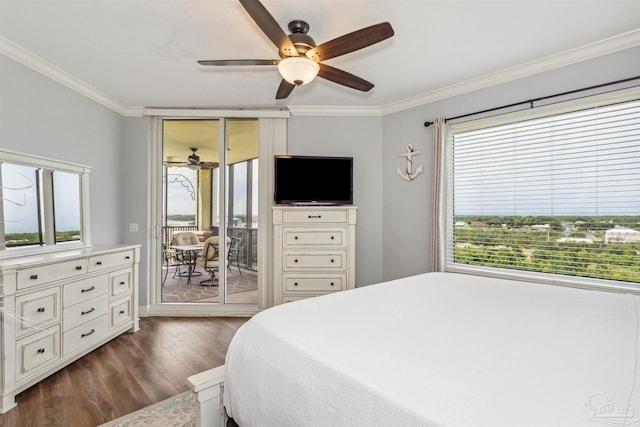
[{"left": 0, "top": 316, "right": 248, "bottom": 427}]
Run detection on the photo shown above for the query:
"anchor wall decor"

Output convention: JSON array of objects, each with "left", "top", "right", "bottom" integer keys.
[{"left": 397, "top": 144, "right": 423, "bottom": 181}]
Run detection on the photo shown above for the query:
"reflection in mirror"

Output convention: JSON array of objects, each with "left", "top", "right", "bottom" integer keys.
[
  {"left": 0, "top": 149, "right": 90, "bottom": 256},
  {"left": 53, "top": 171, "right": 82, "bottom": 243},
  {"left": 1, "top": 163, "right": 41, "bottom": 247}
]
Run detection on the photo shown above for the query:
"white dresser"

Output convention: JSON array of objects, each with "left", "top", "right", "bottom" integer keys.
[
  {"left": 0, "top": 245, "right": 140, "bottom": 413},
  {"left": 273, "top": 206, "right": 356, "bottom": 305}
]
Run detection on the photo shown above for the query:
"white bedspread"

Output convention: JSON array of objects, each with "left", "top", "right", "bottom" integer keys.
[{"left": 224, "top": 272, "right": 640, "bottom": 426}]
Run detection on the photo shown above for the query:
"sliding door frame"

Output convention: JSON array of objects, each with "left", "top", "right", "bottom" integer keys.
[{"left": 146, "top": 109, "right": 288, "bottom": 316}]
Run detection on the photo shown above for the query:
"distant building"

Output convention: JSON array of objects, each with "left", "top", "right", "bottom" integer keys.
[
  {"left": 557, "top": 237, "right": 593, "bottom": 244},
  {"left": 531, "top": 224, "right": 551, "bottom": 230},
  {"left": 605, "top": 227, "right": 640, "bottom": 243},
  {"left": 470, "top": 221, "right": 487, "bottom": 227}
]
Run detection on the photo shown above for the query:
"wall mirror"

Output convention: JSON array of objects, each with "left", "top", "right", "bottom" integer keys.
[{"left": 0, "top": 148, "right": 91, "bottom": 258}]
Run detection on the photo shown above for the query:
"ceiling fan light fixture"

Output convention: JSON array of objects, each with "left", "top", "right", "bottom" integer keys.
[{"left": 277, "top": 57, "right": 319, "bottom": 86}]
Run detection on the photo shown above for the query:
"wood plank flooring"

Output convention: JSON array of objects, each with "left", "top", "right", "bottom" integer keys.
[{"left": 0, "top": 316, "right": 248, "bottom": 427}]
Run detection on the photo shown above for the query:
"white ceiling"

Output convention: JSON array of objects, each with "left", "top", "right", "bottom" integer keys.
[{"left": 1, "top": 0, "right": 639, "bottom": 113}]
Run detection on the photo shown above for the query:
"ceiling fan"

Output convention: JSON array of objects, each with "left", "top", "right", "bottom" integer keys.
[
  {"left": 198, "top": 0, "right": 394, "bottom": 99},
  {"left": 165, "top": 148, "right": 218, "bottom": 170}
]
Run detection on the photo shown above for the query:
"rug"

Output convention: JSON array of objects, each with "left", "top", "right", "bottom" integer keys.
[
  {"left": 100, "top": 391, "right": 195, "bottom": 427},
  {"left": 162, "top": 266, "right": 257, "bottom": 302}
]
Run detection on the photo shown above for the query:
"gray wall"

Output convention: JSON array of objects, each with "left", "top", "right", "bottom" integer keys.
[
  {"left": 381, "top": 46, "right": 640, "bottom": 281},
  {"left": 288, "top": 116, "right": 384, "bottom": 286},
  {"left": 3, "top": 44, "right": 638, "bottom": 299},
  {"left": 0, "top": 55, "right": 126, "bottom": 245},
  {"left": 123, "top": 117, "right": 153, "bottom": 306}
]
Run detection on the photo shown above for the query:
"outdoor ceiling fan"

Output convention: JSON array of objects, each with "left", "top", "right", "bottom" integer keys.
[
  {"left": 165, "top": 148, "right": 218, "bottom": 170},
  {"left": 198, "top": 0, "right": 394, "bottom": 99}
]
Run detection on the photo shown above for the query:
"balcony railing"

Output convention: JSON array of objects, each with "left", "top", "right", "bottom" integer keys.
[{"left": 163, "top": 225, "right": 257, "bottom": 271}]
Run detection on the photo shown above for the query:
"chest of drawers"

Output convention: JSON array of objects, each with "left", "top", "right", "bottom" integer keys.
[
  {"left": 273, "top": 206, "right": 356, "bottom": 304},
  {"left": 0, "top": 245, "right": 140, "bottom": 413}
]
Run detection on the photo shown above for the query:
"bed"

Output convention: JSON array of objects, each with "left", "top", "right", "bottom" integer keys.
[{"left": 188, "top": 272, "right": 640, "bottom": 426}]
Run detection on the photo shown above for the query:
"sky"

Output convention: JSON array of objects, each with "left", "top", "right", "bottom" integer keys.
[{"left": 166, "top": 162, "right": 258, "bottom": 222}]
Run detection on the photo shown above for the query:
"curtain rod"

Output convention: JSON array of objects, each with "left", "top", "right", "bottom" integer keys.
[{"left": 423, "top": 75, "right": 640, "bottom": 127}]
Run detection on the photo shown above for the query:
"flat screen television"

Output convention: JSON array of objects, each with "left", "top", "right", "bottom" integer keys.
[{"left": 274, "top": 155, "right": 353, "bottom": 205}]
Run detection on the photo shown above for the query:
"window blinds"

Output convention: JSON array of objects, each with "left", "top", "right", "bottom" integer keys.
[{"left": 448, "top": 98, "right": 640, "bottom": 284}]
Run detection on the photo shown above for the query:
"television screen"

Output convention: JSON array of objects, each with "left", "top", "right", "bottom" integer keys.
[{"left": 274, "top": 155, "right": 353, "bottom": 205}]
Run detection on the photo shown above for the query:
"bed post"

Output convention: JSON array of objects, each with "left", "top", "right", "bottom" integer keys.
[{"left": 188, "top": 365, "right": 227, "bottom": 427}]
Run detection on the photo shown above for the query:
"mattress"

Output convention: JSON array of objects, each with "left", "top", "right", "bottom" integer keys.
[{"left": 224, "top": 272, "right": 640, "bottom": 426}]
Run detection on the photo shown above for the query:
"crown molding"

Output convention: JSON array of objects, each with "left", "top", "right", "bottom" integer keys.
[
  {"left": 381, "top": 28, "right": 640, "bottom": 116},
  {"left": 0, "top": 36, "right": 133, "bottom": 116},
  {"left": 3, "top": 29, "right": 639, "bottom": 119}
]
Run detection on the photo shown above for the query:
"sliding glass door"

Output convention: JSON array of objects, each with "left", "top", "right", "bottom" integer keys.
[{"left": 161, "top": 118, "right": 259, "bottom": 305}]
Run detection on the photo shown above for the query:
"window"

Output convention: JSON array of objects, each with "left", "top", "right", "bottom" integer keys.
[
  {"left": 0, "top": 149, "right": 91, "bottom": 256},
  {"left": 447, "top": 94, "right": 640, "bottom": 290}
]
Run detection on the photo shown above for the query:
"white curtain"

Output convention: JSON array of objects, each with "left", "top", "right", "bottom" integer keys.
[{"left": 429, "top": 118, "right": 448, "bottom": 272}]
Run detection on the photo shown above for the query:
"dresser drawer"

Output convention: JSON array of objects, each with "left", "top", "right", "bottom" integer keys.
[
  {"left": 16, "top": 259, "right": 88, "bottom": 290},
  {"left": 63, "top": 295, "right": 108, "bottom": 331},
  {"left": 63, "top": 315, "right": 109, "bottom": 356},
  {"left": 281, "top": 209, "right": 347, "bottom": 224},
  {"left": 16, "top": 325, "right": 60, "bottom": 379},
  {"left": 284, "top": 228, "right": 345, "bottom": 247},
  {"left": 110, "top": 269, "right": 132, "bottom": 298},
  {"left": 15, "top": 287, "right": 61, "bottom": 335},
  {"left": 110, "top": 298, "right": 132, "bottom": 328},
  {"left": 284, "top": 275, "right": 345, "bottom": 292},
  {"left": 88, "top": 250, "right": 134, "bottom": 273},
  {"left": 283, "top": 252, "right": 346, "bottom": 270},
  {"left": 63, "top": 275, "right": 109, "bottom": 307}
]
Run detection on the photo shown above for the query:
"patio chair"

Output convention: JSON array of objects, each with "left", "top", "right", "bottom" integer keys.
[
  {"left": 171, "top": 231, "right": 201, "bottom": 280},
  {"left": 228, "top": 237, "right": 243, "bottom": 275},
  {"left": 196, "top": 236, "right": 231, "bottom": 286},
  {"left": 161, "top": 242, "right": 178, "bottom": 286}
]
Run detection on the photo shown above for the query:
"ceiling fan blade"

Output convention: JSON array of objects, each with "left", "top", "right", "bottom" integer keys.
[
  {"left": 317, "top": 63, "right": 374, "bottom": 92},
  {"left": 198, "top": 59, "right": 279, "bottom": 66},
  {"left": 200, "top": 162, "right": 220, "bottom": 170},
  {"left": 239, "top": 0, "right": 298, "bottom": 57},
  {"left": 306, "top": 22, "right": 394, "bottom": 62},
  {"left": 276, "top": 79, "right": 296, "bottom": 99}
]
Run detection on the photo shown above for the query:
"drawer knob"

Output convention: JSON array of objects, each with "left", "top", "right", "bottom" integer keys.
[
  {"left": 331, "top": 236, "right": 335, "bottom": 240},
  {"left": 120, "top": 281, "right": 126, "bottom": 286},
  {"left": 308, "top": 215, "right": 321, "bottom": 219},
  {"left": 119, "top": 310, "right": 125, "bottom": 315},
  {"left": 125, "top": 256, "right": 131, "bottom": 260},
  {"left": 294, "top": 259, "right": 298, "bottom": 263},
  {"left": 81, "top": 329, "right": 96, "bottom": 338},
  {"left": 331, "top": 282, "right": 335, "bottom": 286},
  {"left": 96, "top": 261, "right": 103, "bottom": 265},
  {"left": 331, "top": 259, "right": 335, "bottom": 263},
  {"left": 37, "top": 348, "right": 46, "bottom": 354},
  {"left": 37, "top": 307, "right": 45, "bottom": 313},
  {"left": 75, "top": 265, "right": 83, "bottom": 270},
  {"left": 81, "top": 286, "right": 95, "bottom": 293},
  {"left": 294, "top": 282, "right": 298, "bottom": 286},
  {"left": 81, "top": 307, "right": 96, "bottom": 315},
  {"left": 294, "top": 236, "right": 298, "bottom": 240},
  {"left": 30, "top": 274, "right": 38, "bottom": 280}
]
